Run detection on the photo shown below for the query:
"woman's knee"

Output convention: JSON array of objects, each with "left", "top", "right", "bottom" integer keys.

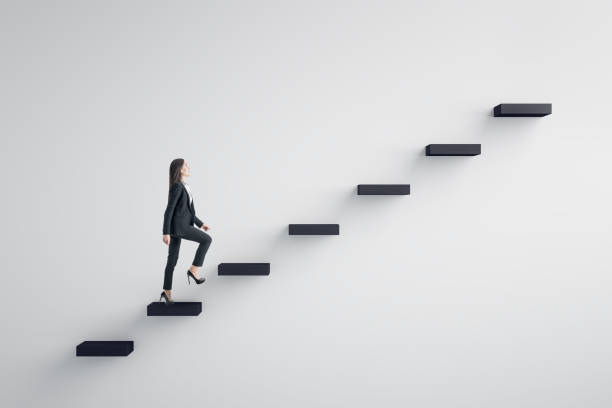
[
  {"left": 199, "top": 232, "right": 212, "bottom": 244},
  {"left": 196, "top": 236, "right": 211, "bottom": 249}
]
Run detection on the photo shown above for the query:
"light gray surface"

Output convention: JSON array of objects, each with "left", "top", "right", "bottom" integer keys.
[{"left": 1, "top": 1, "right": 612, "bottom": 407}]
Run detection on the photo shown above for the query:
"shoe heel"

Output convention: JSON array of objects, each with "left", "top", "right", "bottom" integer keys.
[{"left": 159, "top": 291, "right": 173, "bottom": 305}]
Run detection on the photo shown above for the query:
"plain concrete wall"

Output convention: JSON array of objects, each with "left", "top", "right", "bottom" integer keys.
[{"left": 1, "top": 1, "right": 612, "bottom": 407}]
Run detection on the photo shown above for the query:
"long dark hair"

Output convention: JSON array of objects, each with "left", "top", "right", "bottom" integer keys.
[{"left": 169, "top": 158, "right": 184, "bottom": 193}]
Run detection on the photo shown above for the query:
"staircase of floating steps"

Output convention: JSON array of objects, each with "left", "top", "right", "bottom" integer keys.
[{"left": 77, "top": 103, "right": 551, "bottom": 355}]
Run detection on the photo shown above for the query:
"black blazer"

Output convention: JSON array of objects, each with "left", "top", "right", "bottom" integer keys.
[{"left": 163, "top": 182, "right": 204, "bottom": 235}]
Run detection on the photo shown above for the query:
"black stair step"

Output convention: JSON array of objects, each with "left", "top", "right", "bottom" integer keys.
[
  {"left": 218, "top": 263, "right": 271, "bottom": 275},
  {"left": 493, "top": 103, "right": 551, "bottom": 117},
  {"left": 288, "top": 224, "right": 340, "bottom": 235},
  {"left": 76, "top": 341, "right": 134, "bottom": 357},
  {"left": 147, "top": 302, "right": 202, "bottom": 316},
  {"left": 426, "top": 144, "right": 481, "bottom": 156},
  {"left": 357, "top": 184, "right": 410, "bottom": 195}
]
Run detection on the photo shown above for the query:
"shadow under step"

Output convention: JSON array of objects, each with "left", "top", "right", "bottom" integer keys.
[{"left": 76, "top": 341, "right": 134, "bottom": 357}]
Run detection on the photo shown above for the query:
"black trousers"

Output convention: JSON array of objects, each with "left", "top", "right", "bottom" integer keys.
[{"left": 163, "top": 227, "right": 212, "bottom": 290}]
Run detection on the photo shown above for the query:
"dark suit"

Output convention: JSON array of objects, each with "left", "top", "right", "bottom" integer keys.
[{"left": 162, "top": 182, "right": 212, "bottom": 290}]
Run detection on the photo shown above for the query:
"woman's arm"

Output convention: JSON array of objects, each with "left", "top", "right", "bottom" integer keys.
[
  {"left": 194, "top": 215, "right": 204, "bottom": 228},
  {"left": 163, "top": 183, "right": 182, "bottom": 235}
]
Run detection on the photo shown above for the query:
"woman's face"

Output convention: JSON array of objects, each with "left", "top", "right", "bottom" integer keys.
[{"left": 181, "top": 162, "right": 190, "bottom": 178}]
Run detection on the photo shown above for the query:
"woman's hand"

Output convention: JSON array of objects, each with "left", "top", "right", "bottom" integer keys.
[
  {"left": 201, "top": 224, "right": 210, "bottom": 231},
  {"left": 163, "top": 234, "right": 170, "bottom": 245}
]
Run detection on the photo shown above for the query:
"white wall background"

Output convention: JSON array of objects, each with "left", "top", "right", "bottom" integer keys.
[{"left": 1, "top": 1, "right": 612, "bottom": 407}]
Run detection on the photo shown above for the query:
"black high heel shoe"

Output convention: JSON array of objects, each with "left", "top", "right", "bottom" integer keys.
[
  {"left": 159, "top": 291, "right": 174, "bottom": 304},
  {"left": 187, "top": 270, "right": 206, "bottom": 285}
]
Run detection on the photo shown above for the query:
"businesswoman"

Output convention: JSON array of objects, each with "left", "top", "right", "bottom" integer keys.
[{"left": 161, "top": 158, "right": 212, "bottom": 303}]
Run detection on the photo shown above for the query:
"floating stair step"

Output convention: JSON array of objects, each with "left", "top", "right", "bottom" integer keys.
[
  {"left": 218, "top": 263, "right": 270, "bottom": 275},
  {"left": 76, "top": 341, "right": 133, "bottom": 357},
  {"left": 147, "top": 302, "right": 202, "bottom": 316},
  {"left": 494, "top": 103, "right": 551, "bottom": 117},
  {"left": 288, "top": 224, "right": 340, "bottom": 235},
  {"left": 357, "top": 184, "right": 410, "bottom": 195},
  {"left": 426, "top": 144, "right": 481, "bottom": 156}
]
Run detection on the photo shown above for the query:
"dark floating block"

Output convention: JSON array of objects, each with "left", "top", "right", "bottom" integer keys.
[
  {"left": 147, "top": 302, "right": 202, "bottom": 316},
  {"left": 494, "top": 103, "right": 551, "bottom": 117},
  {"left": 76, "top": 341, "right": 133, "bottom": 357},
  {"left": 218, "top": 263, "right": 270, "bottom": 276},
  {"left": 357, "top": 184, "right": 411, "bottom": 195},
  {"left": 288, "top": 224, "right": 340, "bottom": 235},
  {"left": 426, "top": 144, "right": 481, "bottom": 156}
]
